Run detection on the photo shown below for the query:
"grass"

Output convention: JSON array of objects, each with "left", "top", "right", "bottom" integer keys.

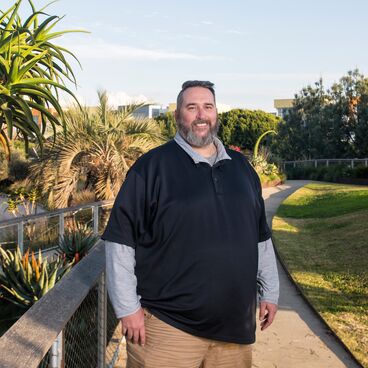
[
  {"left": 273, "top": 183, "right": 368, "bottom": 367},
  {"left": 277, "top": 182, "right": 368, "bottom": 218}
]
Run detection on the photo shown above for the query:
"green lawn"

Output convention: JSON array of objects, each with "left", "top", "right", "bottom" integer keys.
[
  {"left": 277, "top": 182, "right": 368, "bottom": 218},
  {"left": 273, "top": 183, "right": 368, "bottom": 367}
]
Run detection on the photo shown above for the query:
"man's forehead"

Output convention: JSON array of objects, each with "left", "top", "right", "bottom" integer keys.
[{"left": 182, "top": 87, "right": 215, "bottom": 104}]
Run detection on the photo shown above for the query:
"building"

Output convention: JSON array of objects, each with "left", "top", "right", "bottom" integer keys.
[
  {"left": 274, "top": 99, "right": 294, "bottom": 118},
  {"left": 118, "top": 104, "right": 168, "bottom": 119},
  {"left": 31, "top": 107, "right": 58, "bottom": 126}
]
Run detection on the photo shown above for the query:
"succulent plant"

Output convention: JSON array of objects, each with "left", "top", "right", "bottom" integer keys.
[
  {"left": 0, "top": 247, "right": 72, "bottom": 309},
  {"left": 57, "top": 224, "right": 99, "bottom": 263}
]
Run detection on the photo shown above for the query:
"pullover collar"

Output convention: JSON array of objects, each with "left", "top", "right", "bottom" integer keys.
[{"left": 174, "top": 132, "right": 232, "bottom": 165}]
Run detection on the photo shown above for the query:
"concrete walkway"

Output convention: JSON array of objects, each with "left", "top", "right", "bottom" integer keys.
[{"left": 253, "top": 180, "right": 360, "bottom": 368}]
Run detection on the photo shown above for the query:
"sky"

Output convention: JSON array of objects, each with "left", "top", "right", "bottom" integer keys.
[{"left": 4, "top": 0, "right": 368, "bottom": 112}]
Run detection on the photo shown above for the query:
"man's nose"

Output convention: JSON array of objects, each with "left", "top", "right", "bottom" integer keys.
[{"left": 196, "top": 107, "right": 205, "bottom": 120}]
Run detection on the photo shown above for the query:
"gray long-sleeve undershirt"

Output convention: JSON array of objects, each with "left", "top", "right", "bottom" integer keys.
[{"left": 105, "top": 238, "right": 279, "bottom": 319}]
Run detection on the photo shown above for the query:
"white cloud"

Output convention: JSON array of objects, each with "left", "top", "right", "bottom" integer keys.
[
  {"left": 59, "top": 91, "right": 150, "bottom": 109},
  {"left": 216, "top": 103, "right": 232, "bottom": 113},
  {"left": 72, "top": 41, "right": 205, "bottom": 61},
  {"left": 144, "top": 11, "right": 160, "bottom": 18},
  {"left": 225, "top": 29, "right": 243, "bottom": 35},
  {"left": 201, "top": 20, "right": 213, "bottom": 25},
  {"left": 216, "top": 72, "right": 342, "bottom": 82},
  {"left": 106, "top": 91, "right": 149, "bottom": 108}
]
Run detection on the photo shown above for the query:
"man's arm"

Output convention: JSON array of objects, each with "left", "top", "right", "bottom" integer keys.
[
  {"left": 105, "top": 241, "right": 145, "bottom": 345},
  {"left": 257, "top": 237, "right": 279, "bottom": 330}
]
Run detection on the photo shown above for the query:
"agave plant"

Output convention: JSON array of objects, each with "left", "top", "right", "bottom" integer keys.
[
  {"left": 57, "top": 224, "right": 99, "bottom": 263},
  {"left": 0, "top": 246, "right": 72, "bottom": 309},
  {"left": 30, "top": 90, "right": 163, "bottom": 208},
  {"left": 0, "top": 0, "right": 86, "bottom": 158}
]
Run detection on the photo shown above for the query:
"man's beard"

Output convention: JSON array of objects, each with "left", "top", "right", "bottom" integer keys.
[{"left": 177, "top": 118, "right": 220, "bottom": 147}]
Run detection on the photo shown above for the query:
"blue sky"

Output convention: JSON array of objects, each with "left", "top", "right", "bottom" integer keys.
[{"left": 4, "top": 0, "right": 368, "bottom": 111}]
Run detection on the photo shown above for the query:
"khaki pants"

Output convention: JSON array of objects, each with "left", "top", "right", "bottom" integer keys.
[{"left": 126, "top": 309, "right": 252, "bottom": 368}]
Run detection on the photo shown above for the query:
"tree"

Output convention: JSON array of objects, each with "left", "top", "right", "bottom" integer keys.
[
  {"left": 30, "top": 91, "right": 163, "bottom": 208},
  {"left": 275, "top": 69, "right": 368, "bottom": 160},
  {"left": 0, "top": 0, "right": 84, "bottom": 158},
  {"left": 275, "top": 79, "right": 329, "bottom": 160},
  {"left": 218, "top": 109, "right": 281, "bottom": 151},
  {"left": 154, "top": 111, "right": 177, "bottom": 140}
]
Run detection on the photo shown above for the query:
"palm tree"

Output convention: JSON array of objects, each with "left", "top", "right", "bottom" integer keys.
[
  {"left": 30, "top": 91, "right": 163, "bottom": 208},
  {"left": 0, "top": 0, "right": 85, "bottom": 158}
]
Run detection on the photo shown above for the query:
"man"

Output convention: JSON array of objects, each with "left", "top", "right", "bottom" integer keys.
[{"left": 102, "top": 80, "right": 279, "bottom": 368}]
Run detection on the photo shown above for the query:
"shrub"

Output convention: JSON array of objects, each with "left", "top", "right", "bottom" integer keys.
[
  {"left": 57, "top": 224, "right": 99, "bottom": 263},
  {"left": 70, "top": 189, "right": 97, "bottom": 206},
  {"left": 8, "top": 152, "right": 30, "bottom": 181},
  {"left": 0, "top": 247, "right": 72, "bottom": 309},
  {"left": 285, "top": 164, "right": 368, "bottom": 182},
  {"left": 354, "top": 166, "right": 368, "bottom": 178}
]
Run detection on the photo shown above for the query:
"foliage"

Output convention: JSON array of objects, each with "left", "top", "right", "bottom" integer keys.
[
  {"left": 218, "top": 109, "right": 281, "bottom": 150},
  {"left": 57, "top": 224, "right": 99, "bottom": 263},
  {"left": 6, "top": 150, "right": 29, "bottom": 181},
  {"left": 285, "top": 164, "right": 368, "bottom": 183},
  {"left": 275, "top": 69, "right": 368, "bottom": 160},
  {"left": 4, "top": 186, "right": 37, "bottom": 215},
  {"left": 250, "top": 129, "right": 284, "bottom": 186},
  {"left": 252, "top": 150, "right": 285, "bottom": 185},
  {"left": 273, "top": 183, "right": 368, "bottom": 366},
  {"left": 0, "top": 151, "right": 7, "bottom": 180},
  {"left": 30, "top": 90, "right": 163, "bottom": 208},
  {"left": 69, "top": 189, "right": 96, "bottom": 206},
  {"left": 154, "top": 111, "right": 177, "bottom": 140},
  {"left": 0, "top": 0, "right": 85, "bottom": 158},
  {"left": 0, "top": 246, "right": 72, "bottom": 309}
]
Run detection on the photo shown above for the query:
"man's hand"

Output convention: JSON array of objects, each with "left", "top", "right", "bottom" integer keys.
[
  {"left": 259, "top": 301, "right": 278, "bottom": 331},
  {"left": 121, "top": 307, "right": 146, "bottom": 346}
]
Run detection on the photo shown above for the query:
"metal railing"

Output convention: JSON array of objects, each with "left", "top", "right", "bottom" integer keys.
[
  {"left": 0, "top": 201, "right": 125, "bottom": 367},
  {"left": 0, "top": 240, "right": 123, "bottom": 368},
  {"left": 282, "top": 158, "right": 368, "bottom": 170},
  {"left": 0, "top": 200, "right": 114, "bottom": 253}
]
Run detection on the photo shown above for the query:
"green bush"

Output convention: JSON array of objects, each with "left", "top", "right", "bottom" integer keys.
[
  {"left": 354, "top": 166, "right": 368, "bottom": 178},
  {"left": 285, "top": 164, "right": 368, "bottom": 182},
  {"left": 8, "top": 153, "right": 30, "bottom": 181}
]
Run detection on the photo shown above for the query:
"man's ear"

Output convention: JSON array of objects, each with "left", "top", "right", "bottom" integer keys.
[{"left": 174, "top": 109, "right": 179, "bottom": 122}]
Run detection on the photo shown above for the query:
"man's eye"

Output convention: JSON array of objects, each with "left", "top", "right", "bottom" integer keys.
[{"left": 188, "top": 106, "right": 196, "bottom": 110}]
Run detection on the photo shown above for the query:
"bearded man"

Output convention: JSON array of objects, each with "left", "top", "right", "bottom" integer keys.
[{"left": 102, "top": 80, "right": 279, "bottom": 368}]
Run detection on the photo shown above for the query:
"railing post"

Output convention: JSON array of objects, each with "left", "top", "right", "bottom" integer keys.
[
  {"left": 98, "top": 272, "right": 107, "bottom": 368},
  {"left": 93, "top": 205, "right": 99, "bottom": 235},
  {"left": 326, "top": 159, "right": 329, "bottom": 167},
  {"left": 351, "top": 159, "right": 354, "bottom": 168},
  {"left": 59, "top": 213, "right": 65, "bottom": 240},
  {"left": 49, "top": 331, "right": 63, "bottom": 368},
  {"left": 17, "top": 221, "right": 24, "bottom": 254},
  {"left": 314, "top": 160, "right": 317, "bottom": 168}
]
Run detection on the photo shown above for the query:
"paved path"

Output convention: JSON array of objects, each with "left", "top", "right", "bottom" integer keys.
[{"left": 253, "top": 180, "right": 360, "bottom": 368}]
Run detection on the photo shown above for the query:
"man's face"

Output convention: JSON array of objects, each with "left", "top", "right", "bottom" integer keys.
[{"left": 175, "top": 86, "right": 219, "bottom": 147}]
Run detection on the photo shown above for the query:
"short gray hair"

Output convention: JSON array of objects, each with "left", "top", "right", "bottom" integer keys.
[{"left": 176, "top": 80, "right": 216, "bottom": 110}]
